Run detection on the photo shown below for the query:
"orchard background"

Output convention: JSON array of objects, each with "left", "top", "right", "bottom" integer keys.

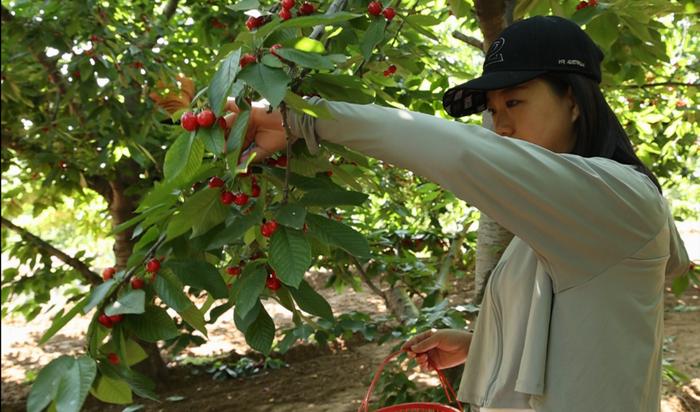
[{"left": 1, "top": 0, "right": 699, "bottom": 411}]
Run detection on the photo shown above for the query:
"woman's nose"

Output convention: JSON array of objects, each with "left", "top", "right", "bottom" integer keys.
[{"left": 493, "top": 113, "right": 515, "bottom": 137}]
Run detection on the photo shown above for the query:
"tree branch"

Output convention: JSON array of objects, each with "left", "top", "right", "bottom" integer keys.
[
  {"left": 617, "top": 81, "right": 699, "bottom": 89},
  {"left": 1, "top": 216, "right": 102, "bottom": 285},
  {"left": 452, "top": 31, "right": 483, "bottom": 51},
  {"left": 163, "top": 0, "right": 179, "bottom": 20}
]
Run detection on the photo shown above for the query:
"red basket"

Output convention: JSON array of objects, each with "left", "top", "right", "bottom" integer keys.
[{"left": 357, "top": 350, "right": 464, "bottom": 412}]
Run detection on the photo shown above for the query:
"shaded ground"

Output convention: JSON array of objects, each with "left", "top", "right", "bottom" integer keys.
[{"left": 2, "top": 224, "right": 699, "bottom": 411}]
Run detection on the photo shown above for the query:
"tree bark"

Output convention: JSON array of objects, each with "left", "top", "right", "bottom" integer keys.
[{"left": 472, "top": 0, "right": 515, "bottom": 304}]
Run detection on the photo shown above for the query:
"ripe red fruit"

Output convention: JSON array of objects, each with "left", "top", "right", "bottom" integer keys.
[
  {"left": 251, "top": 184, "right": 261, "bottom": 197},
  {"left": 107, "top": 353, "right": 120, "bottom": 365},
  {"left": 382, "top": 7, "right": 396, "bottom": 21},
  {"left": 102, "top": 267, "right": 116, "bottom": 280},
  {"left": 131, "top": 277, "right": 145, "bottom": 289},
  {"left": 387, "top": 64, "right": 397, "bottom": 74},
  {"left": 276, "top": 156, "right": 288, "bottom": 167},
  {"left": 246, "top": 16, "right": 259, "bottom": 30},
  {"left": 109, "top": 314, "right": 124, "bottom": 324},
  {"left": 208, "top": 176, "right": 225, "bottom": 188},
  {"left": 261, "top": 220, "right": 279, "bottom": 237},
  {"left": 298, "top": 2, "right": 315, "bottom": 15},
  {"left": 266, "top": 274, "right": 281, "bottom": 291},
  {"left": 221, "top": 191, "right": 235, "bottom": 205},
  {"left": 240, "top": 53, "right": 257, "bottom": 68},
  {"left": 98, "top": 314, "right": 113, "bottom": 328},
  {"left": 325, "top": 170, "right": 333, "bottom": 177},
  {"left": 575, "top": 1, "right": 588, "bottom": 10},
  {"left": 146, "top": 258, "right": 160, "bottom": 273},
  {"left": 197, "top": 110, "right": 216, "bottom": 128},
  {"left": 181, "top": 112, "right": 198, "bottom": 131},
  {"left": 226, "top": 266, "right": 241, "bottom": 276},
  {"left": 281, "top": 0, "right": 295, "bottom": 9},
  {"left": 233, "top": 192, "right": 249, "bottom": 206},
  {"left": 211, "top": 18, "right": 226, "bottom": 29},
  {"left": 368, "top": 1, "right": 383, "bottom": 16},
  {"left": 279, "top": 8, "right": 292, "bottom": 20}
]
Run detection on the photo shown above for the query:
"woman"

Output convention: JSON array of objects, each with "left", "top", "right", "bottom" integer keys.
[{"left": 225, "top": 15, "right": 690, "bottom": 412}]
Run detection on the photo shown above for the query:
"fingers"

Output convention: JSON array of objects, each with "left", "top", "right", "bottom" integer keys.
[
  {"left": 402, "top": 329, "right": 438, "bottom": 354},
  {"left": 238, "top": 145, "right": 274, "bottom": 166},
  {"left": 225, "top": 97, "right": 240, "bottom": 114}
]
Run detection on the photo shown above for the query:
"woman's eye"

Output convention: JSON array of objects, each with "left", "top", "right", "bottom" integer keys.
[{"left": 506, "top": 100, "right": 520, "bottom": 108}]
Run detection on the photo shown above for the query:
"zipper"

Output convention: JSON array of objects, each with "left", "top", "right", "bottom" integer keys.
[{"left": 483, "top": 260, "right": 505, "bottom": 403}]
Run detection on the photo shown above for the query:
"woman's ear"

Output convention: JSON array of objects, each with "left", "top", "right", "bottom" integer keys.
[{"left": 567, "top": 87, "right": 580, "bottom": 123}]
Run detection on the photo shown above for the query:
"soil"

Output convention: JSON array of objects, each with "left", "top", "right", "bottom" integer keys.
[{"left": 2, "top": 251, "right": 699, "bottom": 412}]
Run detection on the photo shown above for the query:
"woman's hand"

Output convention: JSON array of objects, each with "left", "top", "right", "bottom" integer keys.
[
  {"left": 401, "top": 329, "right": 472, "bottom": 371},
  {"left": 222, "top": 98, "right": 287, "bottom": 164}
]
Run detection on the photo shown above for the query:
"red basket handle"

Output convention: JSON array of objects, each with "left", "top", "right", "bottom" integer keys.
[{"left": 357, "top": 350, "right": 464, "bottom": 412}]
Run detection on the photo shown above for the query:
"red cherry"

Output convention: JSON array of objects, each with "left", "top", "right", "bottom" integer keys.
[
  {"left": 303, "top": 223, "right": 308, "bottom": 233},
  {"left": 109, "top": 314, "right": 123, "bottom": 324},
  {"left": 221, "top": 191, "right": 235, "bottom": 205},
  {"left": 208, "top": 176, "right": 225, "bottom": 188},
  {"left": 266, "top": 274, "right": 281, "bottom": 291},
  {"left": 298, "top": 2, "right": 315, "bottom": 15},
  {"left": 211, "top": 18, "right": 226, "bottom": 29},
  {"left": 281, "top": 0, "right": 295, "bottom": 9},
  {"left": 279, "top": 8, "right": 292, "bottom": 20},
  {"left": 90, "top": 34, "right": 101, "bottom": 42},
  {"left": 388, "top": 64, "right": 397, "bottom": 74},
  {"left": 589, "top": 0, "right": 598, "bottom": 6},
  {"left": 226, "top": 266, "right": 242, "bottom": 276},
  {"left": 102, "top": 267, "right": 116, "bottom": 280},
  {"left": 576, "top": 1, "right": 588, "bottom": 10},
  {"left": 240, "top": 53, "right": 257, "bottom": 68},
  {"left": 98, "top": 314, "right": 113, "bottom": 328},
  {"left": 181, "top": 112, "right": 198, "bottom": 131},
  {"left": 107, "top": 353, "right": 120, "bottom": 365},
  {"left": 146, "top": 258, "right": 160, "bottom": 273},
  {"left": 218, "top": 116, "right": 228, "bottom": 130},
  {"left": 246, "top": 16, "right": 259, "bottom": 30},
  {"left": 233, "top": 192, "right": 249, "bottom": 206},
  {"left": 325, "top": 170, "right": 333, "bottom": 177},
  {"left": 251, "top": 184, "right": 261, "bottom": 198},
  {"left": 131, "top": 277, "right": 145, "bottom": 289},
  {"left": 382, "top": 7, "right": 396, "bottom": 21},
  {"left": 72, "top": 70, "right": 81, "bottom": 78},
  {"left": 368, "top": 1, "right": 383, "bottom": 16},
  {"left": 276, "top": 156, "right": 288, "bottom": 167},
  {"left": 197, "top": 110, "right": 216, "bottom": 128}
]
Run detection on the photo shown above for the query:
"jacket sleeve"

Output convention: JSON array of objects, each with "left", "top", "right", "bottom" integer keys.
[{"left": 289, "top": 99, "right": 668, "bottom": 292}]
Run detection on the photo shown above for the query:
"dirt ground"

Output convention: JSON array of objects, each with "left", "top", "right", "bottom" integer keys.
[{"left": 2, "top": 234, "right": 699, "bottom": 411}]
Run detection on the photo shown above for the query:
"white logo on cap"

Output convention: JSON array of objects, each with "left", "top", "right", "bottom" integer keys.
[
  {"left": 485, "top": 37, "right": 505, "bottom": 67},
  {"left": 558, "top": 58, "right": 585, "bottom": 68}
]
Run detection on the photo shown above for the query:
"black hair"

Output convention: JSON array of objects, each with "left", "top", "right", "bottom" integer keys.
[{"left": 539, "top": 72, "right": 662, "bottom": 194}]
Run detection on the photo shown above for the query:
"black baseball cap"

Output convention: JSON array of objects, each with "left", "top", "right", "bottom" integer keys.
[{"left": 442, "top": 15, "right": 604, "bottom": 117}]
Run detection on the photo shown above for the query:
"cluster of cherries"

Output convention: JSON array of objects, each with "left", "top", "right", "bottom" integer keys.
[
  {"left": 383, "top": 64, "right": 397, "bottom": 77},
  {"left": 208, "top": 175, "right": 260, "bottom": 207},
  {"left": 575, "top": 0, "right": 598, "bottom": 10},
  {"left": 245, "top": 0, "right": 315, "bottom": 29},
  {"left": 240, "top": 44, "right": 285, "bottom": 69},
  {"left": 180, "top": 109, "right": 217, "bottom": 132},
  {"left": 367, "top": 1, "right": 396, "bottom": 21},
  {"left": 226, "top": 259, "right": 281, "bottom": 291}
]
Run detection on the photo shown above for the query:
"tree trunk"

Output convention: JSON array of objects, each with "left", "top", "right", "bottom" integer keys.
[{"left": 472, "top": 0, "right": 515, "bottom": 304}]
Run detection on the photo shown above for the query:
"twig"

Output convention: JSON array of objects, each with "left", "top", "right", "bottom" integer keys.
[
  {"left": 452, "top": 31, "right": 484, "bottom": 51},
  {"left": 1, "top": 216, "right": 102, "bottom": 285},
  {"left": 617, "top": 82, "right": 699, "bottom": 89},
  {"left": 350, "top": 255, "right": 385, "bottom": 299}
]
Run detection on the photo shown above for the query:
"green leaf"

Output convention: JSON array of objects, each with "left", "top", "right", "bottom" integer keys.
[
  {"left": 206, "top": 213, "right": 260, "bottom": 250},
  {"left": 234, "top": 299, "right": 261, "bottom": 332},
  {"left": 166, "top": 188, "right": 228, "bottom": 240},
  {"left": 289, "top": 280, "right": 334, "bottom": 321},
  {"left": 404, "top": 14, "right": 440, "bottom": 26},
  {"left": 261, "top": 54, "right": 286, "bottom": 68},
  {"left": 153, "top": 271, "right": 208, "bottom": 336},
  {"left": 306, "top": 214, "right": 370, "bottom": 258},
  {"left": 274, "top": 49, "right": 335, "bottom": 70},
  {"left": 28, "top": 355, "right": 97, "bottom": 412},
  {"left": 225, "top": 109, "right": 250, "bottom": 155},
  {"left": 300, "top": 188, "right": 368, "bottom": 207},
  {"left": 104, "top": 290, "right": 145, "bottom": 316},
  {"left": 244, "top": 304, "right": 275, "bottom": 355},
  {"left": 163, "top": 132, "right": 205, "bottom": 184},
  {"left": 275, "top": 203, "right": 307, "bottom": 229},
  {"left": 360, "top": 19, "right": 386, "bottom": 61},
  {"left": 125, "top": 306, "right": 179, "bottom": 343},
  {"left": 237, "top": 63, "right": 291, "bottom": 108},
  {"left": 672, "top": 273, "right": 690, "bottom": 297},
  {"left": 257, "top": 12, "right": 362, "bottom": 38},
  {"left": 27, "top": 356, "right": 74, "bottom": 412},
  {"left": 585, "top": 12, "right": 619, "bottom": 50},
  {"left": 234, "top": 265, "right": 267, "bottom": 319},
  {"left": 283, "top": 91, "right": 333, "bottom": 119},
  {"left": 209, "top": 49, "right": 242, "bottom": 116},
  {"left": 124, "top": 339, "right": 148, "bottom": 366},
  {"left": 39, "top": 297, "right": 88, "bottom": 345},
  {"left": 228, "top": 0, "right": 260, "bottom": 11},
  {"left": 165, "top": 260, "right": 228, "bottom": 299},
  {"left": 448, "top": 0, "right": 469, "bottom": 18},
  {"left": 269, "top": 226, "right": 312, "bottom": 288},
  {"left": 90, "top": 375, "right": 132, "bottom": 405},
  {"left": 83, "top": 280, "right": 117, "bottom": 314},
  {"left": 197, "top": 126, "right": 225, "bottom": 155},
  {"left": 293, "top": 37, "right": 326, "bottom": 53}
]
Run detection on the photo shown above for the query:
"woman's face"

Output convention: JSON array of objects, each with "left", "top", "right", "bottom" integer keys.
[{"left": 485, "top": 78, "right": 579, "bottom": 153}]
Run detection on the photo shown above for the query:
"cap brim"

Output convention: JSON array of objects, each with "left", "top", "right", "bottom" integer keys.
[{"left": 442, "top": 70, "right": 546, "bottom": 117}]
